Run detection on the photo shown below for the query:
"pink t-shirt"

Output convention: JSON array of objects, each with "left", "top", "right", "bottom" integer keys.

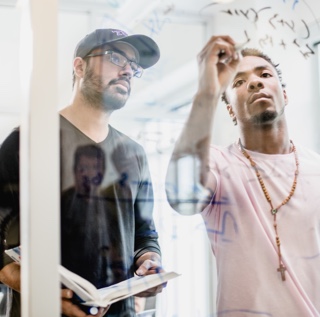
[{"left": 202, "top": 142, "right": 320, "bottom": 316}]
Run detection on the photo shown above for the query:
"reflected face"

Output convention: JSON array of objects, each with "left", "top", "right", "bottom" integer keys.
[
  {"left": 225, "top": 56, "right": 287, "bottom": 126},
  {"left": 75, "top": 155, "right": 104, "bottom": 195},
  {"left": 81, "top": 42, "right": 138, "bottom": 111}
]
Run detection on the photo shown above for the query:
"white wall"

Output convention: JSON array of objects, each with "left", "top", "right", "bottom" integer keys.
[{"left": 0, "top": 7, "right": 21, "bottom": 143}]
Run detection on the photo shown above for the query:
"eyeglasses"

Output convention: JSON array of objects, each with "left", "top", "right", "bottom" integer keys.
[{"left": 86, "top": 50, "right": 143, "bottom": 78}]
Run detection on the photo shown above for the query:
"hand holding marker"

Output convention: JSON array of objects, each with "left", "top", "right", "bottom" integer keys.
[{"left": 218, "top": 40, "right": 249, "bottom": 64}]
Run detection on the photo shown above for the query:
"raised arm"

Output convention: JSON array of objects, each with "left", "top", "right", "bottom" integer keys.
[{"left": 165, "top": 35, "right": 240, "bottom": 215}]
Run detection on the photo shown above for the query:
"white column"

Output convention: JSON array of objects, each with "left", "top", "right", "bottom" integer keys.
[{"left": 19, "top": 0, "right": 60, "bottom": 316}]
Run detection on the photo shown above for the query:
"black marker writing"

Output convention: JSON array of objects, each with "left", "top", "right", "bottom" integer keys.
[
  {"left": 219, "top": 5, "right": 314, "bottom": 58},
  {"left": 300, "top": 43, "right": 315, "bottom": 59},
  {"left": 222, "top": 7, "right": 272, "bottom": 24}
]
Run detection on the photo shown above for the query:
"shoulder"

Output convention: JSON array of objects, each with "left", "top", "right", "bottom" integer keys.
[
  {"left": 209, "top": 142, "right": 239, "bottom": 161},
  {"left": 60, "top": 115, "right": 77, "bottom": 133},
  {"left": 1, "top": 128, "right": 20, "bottom": 146},
  {"left": 0, "top": 129, "right": 20, "bottom": 183},
  {"left": 296, "top": 144, "right": 320, "bottom": 171},
  {"left": 0, "top": 128, "right": 20, "bottom": 158}
]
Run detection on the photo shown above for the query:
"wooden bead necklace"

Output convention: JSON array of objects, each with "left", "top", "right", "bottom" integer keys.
[{"left": 238, "top": 138, "right": 299, "bottom": 281}]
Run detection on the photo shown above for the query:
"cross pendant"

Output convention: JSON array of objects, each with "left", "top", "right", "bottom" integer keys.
[{"left": 277, "top": 264, "right": 286, "bottom": 281}]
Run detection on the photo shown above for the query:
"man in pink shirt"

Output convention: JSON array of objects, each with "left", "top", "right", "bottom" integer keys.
[{"left": 166, "top": 35, "right": 320, "bottom": 316}]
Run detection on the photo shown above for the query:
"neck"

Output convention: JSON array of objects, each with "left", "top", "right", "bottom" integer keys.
[
  {"left": 60, "top": 101, "right": 111, "bottom": 143},
  {"left": 238, "top": 122, "right": 291, "bottom": 154}
]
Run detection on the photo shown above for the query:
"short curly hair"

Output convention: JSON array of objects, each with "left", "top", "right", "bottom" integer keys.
[{"left": 221, "top": 48, "right": 286, "bottom": 104}]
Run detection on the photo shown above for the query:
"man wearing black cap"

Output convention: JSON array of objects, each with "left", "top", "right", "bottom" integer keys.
[{"left": 0, "top": 29, "right": 163, "bottom": 317}]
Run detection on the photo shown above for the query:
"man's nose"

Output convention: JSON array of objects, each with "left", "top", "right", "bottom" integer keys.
[
  {"left": 119, "top": 63, "right": 133, "bottom": 78},
  {"left": 248, "top": 79, "right": 264, "bottom": 91}
]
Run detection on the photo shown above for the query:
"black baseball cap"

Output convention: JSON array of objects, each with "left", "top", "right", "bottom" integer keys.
[{"left": 74, "top": 28, "right": 160, "bottom": 69}]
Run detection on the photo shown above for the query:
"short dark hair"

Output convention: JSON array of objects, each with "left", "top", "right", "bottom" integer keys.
[{"left": 221, "top": 48, "right": 286, "bottom": 104}]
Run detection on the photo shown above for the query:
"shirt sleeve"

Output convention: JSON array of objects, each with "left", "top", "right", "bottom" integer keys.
[{"left": 133, "top": 150, "right": 161, "bottom": 262}]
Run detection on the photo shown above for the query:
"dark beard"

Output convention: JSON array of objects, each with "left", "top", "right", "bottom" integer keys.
[
  {"left": 252, "top": 104, "right": 287, "bottom": 126},
  {"left": 81, "top": 68, "right": 130, "bottom": 111},
  {"left": 252, "top": 110, "right": 277, "bottom": 124}
]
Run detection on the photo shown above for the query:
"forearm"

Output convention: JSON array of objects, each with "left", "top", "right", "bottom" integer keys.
[
  {"left": 172, "top": 92, "right": 220, "bottom": 161},
  {"left": 165, "top": 93, "right": 219, "bottom": 214},
  {"left": 166, "top": 35, "right": 240, "bottom": 214},
  {"left": 134, "top": 252, "right": 165, "bottom": 297},
  {"left": 0, "top": 262, "right": 21, "bottom": 292}
]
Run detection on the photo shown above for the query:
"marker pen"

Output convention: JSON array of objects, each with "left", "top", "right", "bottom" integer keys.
[{"left": 218, "top": 40, "right": 249, "bottom": 64}]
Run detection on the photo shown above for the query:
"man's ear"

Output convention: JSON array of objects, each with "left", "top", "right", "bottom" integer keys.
[
  {"left": 73, "top": 57, "right": 85, "bottom": 80},
  {"left": 227, "top": 104, "right": 236, "bottom": 117},
  {"left": 227, "top": 104, "right": 237, "bottom": 126}
]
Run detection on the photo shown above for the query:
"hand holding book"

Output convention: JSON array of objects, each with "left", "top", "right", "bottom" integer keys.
[
  {"left": 134, "top": 251, "right": 167, "bottom": 298},
  {"left": 61, "top": 288, "right": 108, "bottom": 316},
  {"left": 5, "top": 246, "right": 180, "bottom": 313}
]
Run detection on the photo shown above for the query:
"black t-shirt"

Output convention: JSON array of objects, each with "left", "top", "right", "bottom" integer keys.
[{"left": 0, "top": 117, "right": 161, "bottom": 316}]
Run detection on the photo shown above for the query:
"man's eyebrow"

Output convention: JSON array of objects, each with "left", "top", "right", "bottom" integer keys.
[{"left": 233, "top": 65, "right": 273, "bottom": 79}]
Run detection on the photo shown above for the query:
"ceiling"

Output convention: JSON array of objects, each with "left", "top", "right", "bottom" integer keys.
[{"left": 1, "top": 0, "right": 320, "bottom": 137}]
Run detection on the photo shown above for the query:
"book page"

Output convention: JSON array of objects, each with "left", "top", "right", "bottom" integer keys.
[
  {"left": 59, "top": 265, "right": 100, "bottom": 302},
  {"left": 84, "top": 272, "right": 180, "bottom": 307}
]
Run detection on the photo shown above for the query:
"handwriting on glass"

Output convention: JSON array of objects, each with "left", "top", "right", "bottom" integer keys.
[
  {"left": 142, "top": 11, "right": 171, "bottom": 37},
  {"left": 220, "top": 6, "right": 314, "bottom": 59}
]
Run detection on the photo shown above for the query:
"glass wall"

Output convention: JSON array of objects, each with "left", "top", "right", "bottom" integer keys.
[{"left": 0, "top": 0, "right": 320, "bottom": 316}]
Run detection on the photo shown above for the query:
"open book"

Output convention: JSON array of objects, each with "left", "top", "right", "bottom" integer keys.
[
  {"left": 5, "top": 246, "right": 180, "bottom": 308},
  {"left": 58, "top": 265, "right": 179, "bottom": 308}
]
